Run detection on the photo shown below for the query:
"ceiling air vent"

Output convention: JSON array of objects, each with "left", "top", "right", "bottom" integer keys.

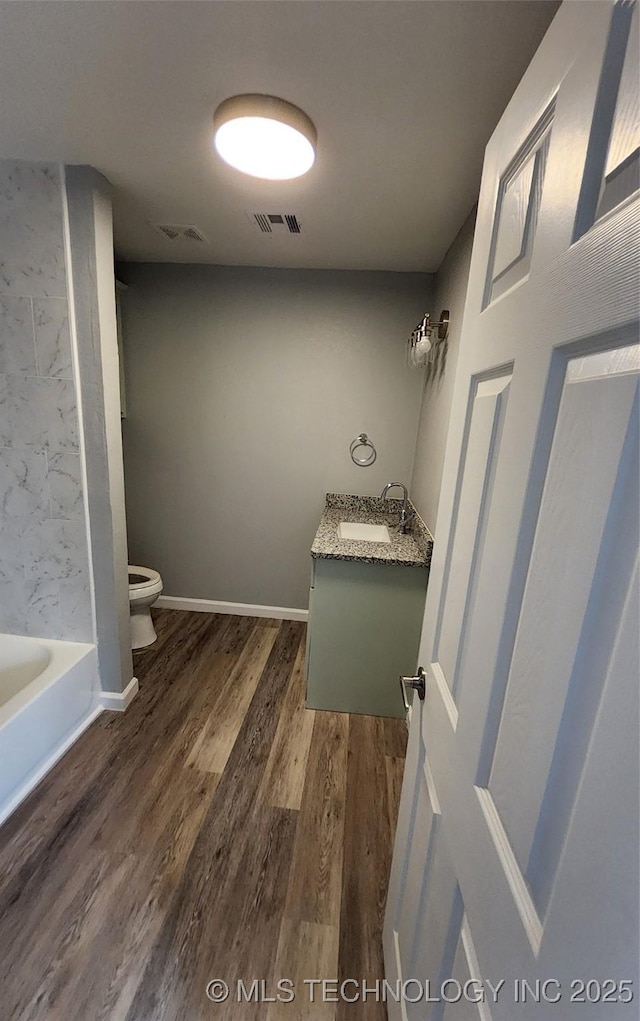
[
  {"left": 151, "top": 223, "right": 208, "bottom": 243},
  {"left": 247, "top": 211, "right": 302, "bottom": 235}
]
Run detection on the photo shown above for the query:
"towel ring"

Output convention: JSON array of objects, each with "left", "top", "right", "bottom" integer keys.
[{"left": 350, "top": 433, "right": 377, "bottom": 467}]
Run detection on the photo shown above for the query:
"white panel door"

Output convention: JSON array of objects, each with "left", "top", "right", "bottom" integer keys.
[{"left": 384, "top": 3, "right": 639, "bottom": 1019}]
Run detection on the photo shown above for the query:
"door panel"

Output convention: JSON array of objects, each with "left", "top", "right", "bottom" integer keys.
[
  {"left": 397, "top": 765, "right": 439, "bottom": 976},
  {"left": 536, "top": 561, "right": 639, "bottom": 988},
  {"left": 435, "top": 372, "right": 512, "bottom": 698},
  {"left": 488, "top": 345, "right": 639, "bottom": 872},
  {"left": 578, "top": 1, "right": 640, "bottom": 227},
  {"left": 483, "top": 105, "right": 553, "bottom": 307},
  {"left": 407, "top": 828, "right": 462, "bottom": 1021}
]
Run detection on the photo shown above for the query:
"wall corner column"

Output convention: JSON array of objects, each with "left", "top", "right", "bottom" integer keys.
[{"left": 63, "top": 165, "right": 133, "bottom": 693}]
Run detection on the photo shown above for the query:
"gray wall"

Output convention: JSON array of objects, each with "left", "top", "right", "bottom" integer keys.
[
  {"left": 411, "top": 209, "right": 476, "bottom": 535},
  {"left": 120, "top": 264, "right": 433, "bottom": 609},
  {"left": 0, "top": 161, "right": 92, "bottom": 641}
]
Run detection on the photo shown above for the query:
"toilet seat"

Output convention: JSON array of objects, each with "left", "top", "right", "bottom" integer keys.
[{"left": 128, "top": 565, "right": 162, "bottom": 594}]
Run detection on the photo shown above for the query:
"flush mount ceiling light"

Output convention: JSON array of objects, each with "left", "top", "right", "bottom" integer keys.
[{"left": 213, "top": 94, "right": 317, "bottom": 180}]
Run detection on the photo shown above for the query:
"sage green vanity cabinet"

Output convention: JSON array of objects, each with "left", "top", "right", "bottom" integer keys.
[{"left": 305, "top": 556, "right": 428, "bottom": 718}]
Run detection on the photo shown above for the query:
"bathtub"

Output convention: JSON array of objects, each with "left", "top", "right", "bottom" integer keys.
[{"left": 0, "top": 634, "right": 99, "bottom": 825}]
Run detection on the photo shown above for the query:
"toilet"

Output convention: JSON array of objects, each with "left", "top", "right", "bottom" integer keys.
[{"left": 128, "top": 566, "right": 163, "bottom": 650}]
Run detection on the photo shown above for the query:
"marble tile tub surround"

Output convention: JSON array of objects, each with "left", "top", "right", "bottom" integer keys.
[
  {"left": 311, "top": 493, "right": 433, "bottom": 567},
  {"left": 0, "top": 162, "right": 67, "bottom": 297},
  {"left": 0, "top": 161, "right": 91, "bottom": 641}
]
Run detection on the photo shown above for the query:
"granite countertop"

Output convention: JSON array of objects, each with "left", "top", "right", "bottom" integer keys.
[{"left": 311, "top": 494, "right": 433, "bottom": 568}]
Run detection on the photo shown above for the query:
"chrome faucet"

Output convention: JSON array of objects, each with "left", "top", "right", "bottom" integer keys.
[{"left": 380, "top": 482, "right": 414, "bottom": 534}]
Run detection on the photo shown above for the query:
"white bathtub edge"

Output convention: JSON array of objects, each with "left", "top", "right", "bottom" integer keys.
[
  {"left": 100, "top": 675, "right": 139, "bottom": 712},
  {"left": 0, "top": 703, "right": 104, "bottom": 828}
]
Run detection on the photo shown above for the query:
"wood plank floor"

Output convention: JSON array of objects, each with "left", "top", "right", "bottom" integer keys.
[{"left": 0, "top": 609, "right": 407, "bottom": 1020}]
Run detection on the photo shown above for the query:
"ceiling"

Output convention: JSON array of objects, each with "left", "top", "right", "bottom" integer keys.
[{"left": 0, "top": 1, "right": 560, "bottom": 272}]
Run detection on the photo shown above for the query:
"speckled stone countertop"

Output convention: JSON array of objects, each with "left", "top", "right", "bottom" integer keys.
[{"left": 311, "top": 494, "right": 433, "bottom": 568}]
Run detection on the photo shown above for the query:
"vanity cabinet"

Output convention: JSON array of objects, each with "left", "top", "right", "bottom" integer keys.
[{"left": 305, "top": 556, "right": 428, "bottom": 718}]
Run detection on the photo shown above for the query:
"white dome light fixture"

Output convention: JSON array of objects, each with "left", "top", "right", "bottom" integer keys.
[{"left": 213, "top": 94, "right": 317, "bottom": 181}]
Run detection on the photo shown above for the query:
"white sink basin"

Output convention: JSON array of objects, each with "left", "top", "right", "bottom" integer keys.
[{"left": 338, "top": 522, "right": 391, "bottom": 544}]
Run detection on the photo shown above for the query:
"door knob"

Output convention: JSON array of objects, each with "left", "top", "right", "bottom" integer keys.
[{"left": 399, "top": 667, "right": 426, "bottom": 711}]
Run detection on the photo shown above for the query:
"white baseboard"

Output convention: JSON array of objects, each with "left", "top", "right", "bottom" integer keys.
[
  {"left": 99, "top": 676, "right": 139, "bottom": 712},
  {"left": 156, "top": 595, "right": 309, "bottom": 622},
  {"left": 0, "top": 704, "right": 103, "bottom": 827}
]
